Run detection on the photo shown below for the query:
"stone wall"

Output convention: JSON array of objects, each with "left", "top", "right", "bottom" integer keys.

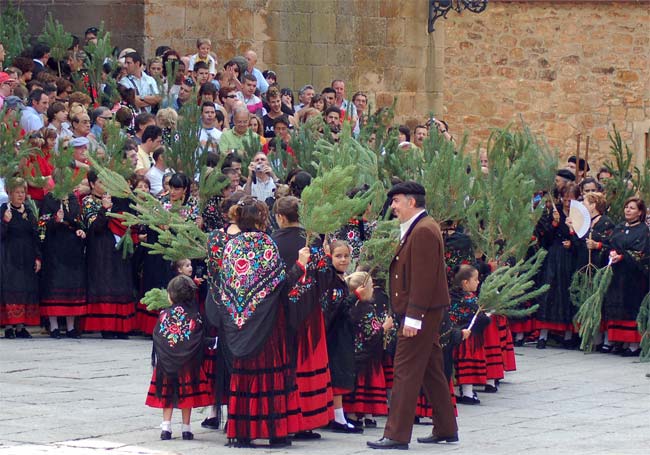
[
  {"left": 443, "top": 1, "right": 650, "bottom": 166},
  {"left": 143, "top": 0, "right": 444, "bottom": 127}
]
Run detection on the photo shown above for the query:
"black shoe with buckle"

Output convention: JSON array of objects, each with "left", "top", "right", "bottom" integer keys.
[
  {"left": 457, "top": 393, "right": 480, "bottom": 405},
  {"left": 4, "top": 328, "right": 16, "bottom": 339},
  {"left": 182, "top": 431, "right": 194, "bottom": 440},
  {"left": 15, "top": 328, "right": 32, "bottom": 339},
  {"left": 367, "top": 437, "right": 408, "bottom": 450},
  {"left": 50, "top": 328, "right": 61, "bottom": 339},
  {"left": 160, "top": 430, "right": 172, "bottom": 440},
  {"left": 483, "top": 384, "right": 498, "bottom": 393},
  {"left": 621, "top": 348, "right": 640, "bottom": 357},
  {"left": 66, "top": 328, "right": 81, "bottom": 339},
  {"left": 513, "top": 339, "right": 524, "bottom": 347},
  {"left": 417, "top": 433, "right": 459, "bottom": 444},
  {"left": 364, "top": 418, "right": 378, "bottom": 428}
]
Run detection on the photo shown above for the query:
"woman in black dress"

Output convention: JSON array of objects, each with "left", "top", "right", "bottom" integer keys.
[
  {"left": 602, "top": 197, "right": 650, "bottom": 356},
  {"left": 1, "top": 178, "right": 41, "bottom": 339},
  {"left": 39, "top": 188, "right": 87, "bottom": 339},
  {"left": 82, "top": 170, "right": 136, "bottom": 339},
  {"left": 535, "top": 183, "right": 581, "bottom": 349}
]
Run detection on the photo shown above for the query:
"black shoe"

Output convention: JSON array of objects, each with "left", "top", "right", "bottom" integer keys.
[
  {"left": 269, "top": 437, "right": 291, "bottom": 448},
  {"left": 201, "top": 417, "right": 220, "bottom": 430},
  {"left": 50, "top": 328, "right": 61, "bottom": 339},
  {"left": 348, "top": 417, "right": 363, "bottom": 428},
  {"left": 562, "top": 338, "right": 579, "bottom": 350},
  {"left": 513, "top": 339, "right": 524, "bottom": 347},
  {"left": 229, "top": 438, "right": 251, "bottom": 448},
  {"left": 115, "top": 332, "right": 129, "bottom": 340},
  {"left": 4, "top": 328, "right": 15, "bottom": 339},
  {"left": 611, "top": 344, "right": 625, "bottom": 355},
  {"left": 101, "top": 331, "right": 116, "bottom": 339},
  {"left": 364, "top": 418, "right": 378, "bottom": 428},
  {"left": 182, "top": 431, "right": 194, "bottom": 440},
  {"left": 483, "top": 384, "right": 498, "bottom": 393},
  {"left": 536, "top": 338, "right": 547, "bottom": 349},
  {"left": 417, "top": 433, "right": 459, "bottom": 444},
  {"left": 15, "top": 328, "right": 32, "bottom": 339},
  {"left": 66, "top": 329, "right": 81, "bottom": 339},
  {"left": 292, "top": 430, "right": 321, "bottom": 440},
  {"left": 160, "top": 430, "right": 172, "bottom": 440},
  {"left": 367, "top": 437, "right": 408, "bottom": 450},
  {"left": 457, "top": 393, "right": 480, "bottom": 405},
  {"left": 329, "top": 420, "right": 363, "bottom": 433},
  {"left": 621, "top": 348, "right": 641, "bottom": 357},
  {"left": 413, "top": 416, "right": 420, "bottom": 424}
]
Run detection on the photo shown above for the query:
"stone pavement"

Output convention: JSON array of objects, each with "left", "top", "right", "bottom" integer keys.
[{"left": 1, "top": 335, "right": 649, "bottom": 455}]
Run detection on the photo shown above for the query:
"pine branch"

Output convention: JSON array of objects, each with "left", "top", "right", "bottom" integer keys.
[
  {"left": 198, "top": 165, "right": 230, "bottom": 212},
  {"left": 573, "top": 265, "right": 613, "bottom": 352},
  {"left": 143, "top": 288, "right": 171, "bottom": 311},
  {"left": 478, "top": 249, "right": 549, "bottom": 317},
  {"left": 38, "top": 14, "right": 73, "bottom": 77},
  {"left": 50, "top": 144, "right": 85, "bottom": 200},
  {"left": 358, "top": 219, "right": 399, "bottom": 287},
  {"left": 603, "top": 126, "right": 636, "bottom": 225},
  {"left": 637, "top": 292, "right": 650, "bottom": 362}
]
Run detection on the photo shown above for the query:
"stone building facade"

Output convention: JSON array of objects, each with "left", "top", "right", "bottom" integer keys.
[{"left": 5, "top": 0, "right": 649, "bottom": 165}]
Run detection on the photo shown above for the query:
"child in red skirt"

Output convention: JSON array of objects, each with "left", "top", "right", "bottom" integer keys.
[
  {"left": 145, "top": 275, "right": 213, "bottom": 440},
  {"left": 343, "top": 271, "right": 393, "bottom": 427},
  {"left": 449, "top": 264, "right": 491, "bottom": 405}
]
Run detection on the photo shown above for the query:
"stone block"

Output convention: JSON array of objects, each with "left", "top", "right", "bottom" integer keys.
[
  {"left": 229, "top": 8, "right": 255, "bottom": 40},
  {"left": 311, "top": 14, "right": 336, "bottom": 44},
  {"left": 312, "top": 65, "right": 333, "bottom": 90},
  {"left": 303, "top": 43, "right": 328, "bottom": 66},
  {"left": 357, "top": 17, "right": 387, "bottom": 47},
  {"left": 403, "top": 17, "right": 427, "bottom": 47},
  {"left": 386, "top": 18, "right": 405, "bottom": 46},
  {"left": 327, "top": 44, "right": 354, "bottom": 67},
  {"left": 263, "top": 41, "right": 287, "bottom": 65},
  {"left": 266, "top": 11, "right": 311, "bottom": 43},
  {"left": 379, "top": 0, "right": 401, "bottom": 18},
  {"left": 336, "top": 16, "right": 356, "bottom": 44},
  {"left": 616, "top": 70, "right": 639, "bottom": 83},
  {"left": 292, "top": 65, "right": 313, "bottom": 89}
]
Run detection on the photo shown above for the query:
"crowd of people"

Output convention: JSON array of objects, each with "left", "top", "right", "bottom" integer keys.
[{"left": 1, "top": 28, "right": 648, "bottom": 448}]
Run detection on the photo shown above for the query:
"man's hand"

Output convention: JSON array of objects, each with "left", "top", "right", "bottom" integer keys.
[{"left": 403, "top": 326, "right": 419, "bottom": 338}]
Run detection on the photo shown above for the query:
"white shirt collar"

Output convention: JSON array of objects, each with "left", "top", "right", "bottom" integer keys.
[{"left": 399, "top": 209, "right": 426, "bottom": 240}]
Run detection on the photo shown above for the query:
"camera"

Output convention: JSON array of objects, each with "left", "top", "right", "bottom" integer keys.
[{"left": 255, "top": 164, "right": 264, "bottom": 172}]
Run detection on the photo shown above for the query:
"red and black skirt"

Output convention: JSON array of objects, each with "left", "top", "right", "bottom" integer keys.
[
  {"left": 295, "top": 309, "right": 334, "bottom": 430},
  {"left": 604, "top": 320, "right": 641, "bottom": 343},
  {"left": 497, "top": 315, "right": 516, "bottom": 372},
  {"left": 227, "top": 310, "right": 302, "bottom": 441},
  {"left": 343, "top": 361, "right": 388, "bottom": 416},
  {"left": 415, "top": 380, "right": 457, "bottom": 418},
  {"left": 382, "top": 353, "right": 394, "bottom": 390},
  {"left": 135, "top": 301, "right": 159, "bottom": 335},
  {"left": 82, "top": 300, "right": 135, "bottom": 333},
  {"left": 145, "top": 365, "right": 213, "bottom": 409},
  {"left": 453, "top": 339, "right": 487, "bottom": 386},
  {"left": 483, "top": 317, "right": 505, "bottom": 380}
]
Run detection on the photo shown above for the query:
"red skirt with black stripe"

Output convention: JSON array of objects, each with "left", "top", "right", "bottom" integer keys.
[
  {"left": 295, "top": 308, "right": 334, "bottom": 430},
  {"left": 483, "top": 317, "right": 505, "bottom": 380},
  {"left": 415, "top": 380, "right": 457, "bottom": 418},
  {"left": 40, "top": 288, "right": 87, "bottom": 317},
  {"left": 497, "top": 315, "right": 516, "bottom": 372},
  {"left": 343, "top": 361, "right": 388, "bottom": 416},
  {"left": 605, "top": 320, "right": 641, "bottom": 343},
  {"left": 1, "top": 303, "right": 40, "bottom": 326},
  {"left": 453, "top": 339, "right": 487, "bottom": 386},
  {"left": 145, "top": 365, "right": 214, "bottom": 409},
  {"left": 382, "top": 353, "right": 394, "bottom": 390},
  {"left": 135, "top": 301, "right": 159, "bottom": 335},
  {"left": 82, "top": 301, "right": 135, "bottom": 333},
  {"left": 227, "top": 310, "right": 302, "bottom": 440},
  {"left": 508, "top": 317, "right": 535, "bottom": 335},
  {"left": 534, "top": 319, "right": 574, "bottom": 333}
]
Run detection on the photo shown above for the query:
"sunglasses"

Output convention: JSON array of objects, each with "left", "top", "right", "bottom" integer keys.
[
  {"left": 99, "top": 115, "right": 113, "bottom": 120},
  {"left": 226, "top": 94, "right": 238, "bottom": 99}
]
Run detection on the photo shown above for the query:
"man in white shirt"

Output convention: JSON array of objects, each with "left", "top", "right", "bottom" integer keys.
[
  {"left": 119, "top": 52, "right": 161, "bottom": 113},
  {"left": 244, "top": 152, "right": 277, "bottom": 202},
  {"left": 146, "top": 147, "right": 167, "bottom": 196},
  {"left": 294, "top": 84, "right": 315, "bottom": 112},
  {"left": 198, "top": 102, "right": 222, "bottom": 153},
  {"left": 20, "top": 89, "right": 48, "bottom": 133},
  {"left": 244, "top": 50, "right": 269, "bottom": 95}
]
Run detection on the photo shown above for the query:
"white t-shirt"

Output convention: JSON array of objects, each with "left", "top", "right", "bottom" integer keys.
[
  {"left": 146, "top": 166, "right": 166, "bottom": 196},
  {"left": 251, "top": 177, "right": 276, "bottom": 202},
  {"left": 199, "top": 127, "right": 222, "bottom": 153}
]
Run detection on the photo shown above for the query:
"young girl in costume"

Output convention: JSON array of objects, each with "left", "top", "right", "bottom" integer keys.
[
  {"left": 145, "top": 275, "right": 213, "bottom": 441},
  {"left": 343, "top": 271, "right": 393, "bottom": 427},
  {"left": 449, "top": 264, "right": 491, "bottom": 404}
]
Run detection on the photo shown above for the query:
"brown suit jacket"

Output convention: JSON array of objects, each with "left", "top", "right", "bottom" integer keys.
[{"left": 389, "top": 212, "right": 450, "bottom": 323}]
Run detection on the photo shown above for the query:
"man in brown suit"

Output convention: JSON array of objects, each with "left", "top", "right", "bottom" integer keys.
[{"left": 367, "top": 181, "right": 458, "bottom": 450}]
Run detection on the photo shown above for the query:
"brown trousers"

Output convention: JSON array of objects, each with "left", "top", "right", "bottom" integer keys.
[{"left": 384, "top": 308, "right": 458, "bottom": 443}]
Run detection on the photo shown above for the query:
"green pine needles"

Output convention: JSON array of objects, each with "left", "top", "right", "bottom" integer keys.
[
  {"left": 637, "top": 293, "right": 650, "bottom": 362},
  {"left": 478, "top": 249, "right": 549, "bottom": 317},
  {"left": 573, "top": 264, "right": 613, "bottom": 352}
]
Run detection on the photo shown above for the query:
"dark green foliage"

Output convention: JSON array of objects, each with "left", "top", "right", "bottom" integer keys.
[
  {"left": 143, "top": 288, "right": 171, "bottom": 311},
  {"left": 39, "top": 14, "right": 73, "bottom": 77},
  {"left": 83, "top": 24, "right": 115, "bottom": 105},
  {"left": 478, "top": 249, "right": 549, "bottom": 317},
  {"left": 358, "top": 220, "right": 399, "bottom": 288},
  {"left": 573, "top": 265, "right": 613, "bottom": 352},
  {"left": 198, "top": 166, "right": 229, "bottom": 212},
  {"left": 602, "top": 126, "right": 636, "bottom": 225},
  {"left": 637, "top": 293, "right": 650, "bottom": 362},
  {"left": 50, "top": 145, "right": 85, "bottom": 200},
  {"left": 0, "top": 3, "right": 30, "bottom": 63}
]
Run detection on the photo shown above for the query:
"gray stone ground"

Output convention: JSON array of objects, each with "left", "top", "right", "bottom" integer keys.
[{"left": 1, "top": 334, "right": 649, "bottom": 455}]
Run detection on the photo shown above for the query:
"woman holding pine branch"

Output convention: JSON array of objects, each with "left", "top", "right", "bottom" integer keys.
[
  {"left": 535, "top": 183, "right": 581, "bottom": 349},
  {"left": 601, "top": 197, "right": 650, "bottom": 357},
  {"left": 81, "top": 170, "right": 136, "bottom": 339}
]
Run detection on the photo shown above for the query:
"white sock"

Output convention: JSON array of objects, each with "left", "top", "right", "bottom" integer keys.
[
  {"left": 221, "top": 404, "right": 228, "bottom": 425},
  {"left": 564, "top": 330, "right": 573, "bottom": 341},
  {"left": 66, "top": 317, "right": 75, "bottom": 331},
  {"left": 486, "top": 379, "right": 496, "bottom": 387},
  {"left": 461, "top": 384, "right": 474, "bottom": 397},
  {"left": 515, "top": 332, "right": 524, "bottom": 341},
  {"left": 364, "top": 414, "right": 373, "bottom": 419},
  {"left": 49, "top": 317, "right": 59, "bottom": 330},
  {"left": 539, "top": 329, "right": 548, "bottom": 340},
  {"left": 208, "top": 405, "right": 217, "bottom": 419},
  {"left": 629, "top": 342, "right": 640, "bottom": 351},
  {"left": 161, "top": 421, "right": 171, "bottom": 432},
  {"left": 454, "top": 386, "right": 461, "bottom": 396},
  {"left": 181, "top": 423, "right": 191, "bottom": 433},
  {"left": 603, "top": 332, "right": 610, "bottom": 346},
  {"left": 334, "top": 407, "right": 347, "bottom": 425}
]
